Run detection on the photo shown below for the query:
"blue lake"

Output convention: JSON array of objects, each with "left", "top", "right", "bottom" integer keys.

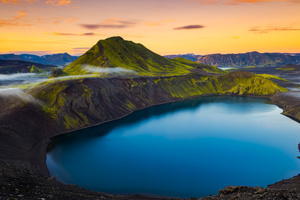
[{"left": 46, "top": 96, "right": 300, "bottom": 198}]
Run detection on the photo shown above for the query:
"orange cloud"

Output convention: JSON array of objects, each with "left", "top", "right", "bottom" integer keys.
[
  {"left": 80, "top": 18, "right": 138, "bottom": 30},
  {"left": 186, "top": 0, "right": 300, "bottom": 4},
  {"left": 66, "top": 17, "right": 77, "bottom": 23},
  {"left": 0, "top": 10, "right": 30, "bottom": 27},
  {"left": 144, "top": 19, "right": 175, "bottom": 26},
  {"left": 1, "top": 0, "right": 39, "bottom": 4},
  {"left": 15, "top": 10, "right": 27, "bottom": 18},
  {"left": 174, "top": 24, "right": 205, "bottom": 30},
  {"left": 186, "top": 0, "right": 216, "bottom": 4},
  {"left": 249, "top": 26, "right": 300, "bottom": 33},
  {"left": 50, "top": 32, "right": 103, "bottom": 36},
  {"left": 45, "top": 0, "right": 71, "bottom": 6}
]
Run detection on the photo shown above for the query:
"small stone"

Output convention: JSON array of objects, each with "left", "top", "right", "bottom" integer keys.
[{"left": 48, "top": 177, "right": 55, "bottom": 180}]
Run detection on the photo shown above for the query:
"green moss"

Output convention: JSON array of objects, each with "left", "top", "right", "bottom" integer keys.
[
  {"left": 276, "top": 67, "right": 295, "bottom": 71},
  {"left": 257, "top": 74, "right": 290, "bottom": 82},
  {"left": 63, "top": 113, "right": 89, "bottom": 130},
  {"left": 172, "top": 57, "right": 226, "bottom": 74},
  {"left": 27, "top": 65, "right": 46, "bottom": 73}
]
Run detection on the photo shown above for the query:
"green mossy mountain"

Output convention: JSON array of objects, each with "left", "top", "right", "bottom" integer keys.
[{"left": 64, "top": 37, "right": 196, "bottom": 76}]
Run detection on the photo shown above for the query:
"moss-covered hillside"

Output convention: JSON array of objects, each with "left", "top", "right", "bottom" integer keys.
[
  {"left": 0, "top": 60, "right": 55, "bottom": 74},
  {"left": 63, "top": 37, "right": 196, "bottom": 76},
  {"left": 172, "top": 57, "right": 226, "bottom": 74},
  {"left": 30, "top": 71, "right": 286, "bottom": 131}
]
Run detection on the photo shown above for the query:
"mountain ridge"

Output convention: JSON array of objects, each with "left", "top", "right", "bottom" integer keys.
[
  {"left": 0, "top": 53, "right": 78, "bottom": 66},
  {"left": 165, "top": 52, "right": 300, "bottom": 68}
]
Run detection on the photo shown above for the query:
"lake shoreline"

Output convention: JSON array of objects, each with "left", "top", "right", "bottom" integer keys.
[
  {"left": 1, "top": 91, "right": 300, "bottom": 199},
  {"left": 1, "top": 71, "right": 300, "bottom": 199}
]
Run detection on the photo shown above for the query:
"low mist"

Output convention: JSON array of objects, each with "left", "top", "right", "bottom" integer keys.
[
  {"left": 0, "top": 88, "right": 42, "bottom": 104},
  {"left": 82, "top": 65, "right": 137, "bottom": 75}
]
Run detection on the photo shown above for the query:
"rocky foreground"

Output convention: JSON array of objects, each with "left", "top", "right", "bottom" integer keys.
[{"left": 2, "top": 160, "right": 300, "bottom": 200}]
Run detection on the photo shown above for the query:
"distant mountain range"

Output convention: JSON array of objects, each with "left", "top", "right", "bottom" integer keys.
[
  {"left": 165, "top": 52, "right": 300, "bottom": 68},
  {"left": 0, "top": 53, "right": 78, "bottom": 66}
]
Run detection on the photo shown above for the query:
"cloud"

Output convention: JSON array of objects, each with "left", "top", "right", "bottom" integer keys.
[
  {"left": 0, "top": 73, "right": 39, "bottom": 81},
  {"left": 73, "top": 47, "right": 90, "bottom": 50},
  {"left": 186, "top": 0, "right": 216, "bottom": 4},
  {"left": 186, "top": 0, "right": 300, "bottom": 4},
  {"left": 45, "top": 0, "right": 71, "bottom": 6},
  {"left": 1, "top": 0, "right": 39, "bottom": 4},
  {"left": 144, "top": 19, "right": 175, "bottom": 26},
  {"left": 0, "top": 10, "right": 31, "bottom": 27},
  {"left": 174, "top": 25, "right": 205, "bottom": 30},
  {"left": 80, "top": 18, "right": 138, "bottom": 30},
  {"left": 249, "top": 26, "right": 300, "bottom": 33},
  {"left": 227, "top": 0, "right": 300, "bottom": 4},
  {"left": 71, "top": 47, "right": 91, "bottom": 55},
  {"left": 4, "top": 50, "right": 52, "bottom": 55},
  {"left": 0, "top": 73, "right": 50, "bottom": 87},
  {"left": 0, "top": 88, "right": 42, "bottom": 104},
  {"left": 1, "top": 0, "right": 72, "bottom": 5},
  {"left": 72, "top": 47, "right": 90, "bottom": 53},
  {"left": 51, "top": 32, "right": 102, "bottom": 36},
  {"left": 82, "top": 65, "right": 138, "bottom": 75},
  {"left": 66, "top": 17, "right": 77, "bottom": 23},
  {"left": 15, "top": 10, "right": 27, "bottom": 18}
]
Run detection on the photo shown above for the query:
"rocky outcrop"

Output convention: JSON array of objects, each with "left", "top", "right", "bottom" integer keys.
[{"left": 271, "top": 92, "right": 300, "bottom": 123}]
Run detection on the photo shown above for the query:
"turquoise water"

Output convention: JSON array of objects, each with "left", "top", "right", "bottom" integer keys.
[{"left": 47, "top": 96, "right": 300, "bottom": 198}]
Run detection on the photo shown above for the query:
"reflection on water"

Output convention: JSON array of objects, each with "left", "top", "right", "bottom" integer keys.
[{"left": 47, "top": 96, "right": 300, "bottom": 198}]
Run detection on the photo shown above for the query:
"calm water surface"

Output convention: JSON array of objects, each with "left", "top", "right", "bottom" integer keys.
[{"left": 47, "top": 96, "right": 300, "bottom": 198}]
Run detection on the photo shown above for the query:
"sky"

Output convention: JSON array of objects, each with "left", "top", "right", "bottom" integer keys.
[{"left": 0, "top": 0, "right": 300, "bottom": 56}]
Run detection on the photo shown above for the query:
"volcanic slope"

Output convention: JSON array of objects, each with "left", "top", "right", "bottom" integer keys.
[{"left": 64, "top": 37, "right": 198, "bottom": 76}]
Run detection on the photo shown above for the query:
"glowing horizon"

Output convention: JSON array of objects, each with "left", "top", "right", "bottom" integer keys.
[{"left": 0, "top": 0, "right": 300, "bottom": 56}]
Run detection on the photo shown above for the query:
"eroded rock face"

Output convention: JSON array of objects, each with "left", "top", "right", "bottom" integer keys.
[
  {"left": 0, "top": 97, "right": 55, "bottom": 176},
  {"left": 271, "top": 92, "right": 300, "bottom": 123},
  {"left": 51, "top": 68, "right": 64, "bottom": 77}
]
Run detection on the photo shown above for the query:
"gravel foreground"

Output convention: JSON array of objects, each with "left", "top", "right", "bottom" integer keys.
[{"left": 1, "top": 161, "right": 300, "bottom": 200}]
